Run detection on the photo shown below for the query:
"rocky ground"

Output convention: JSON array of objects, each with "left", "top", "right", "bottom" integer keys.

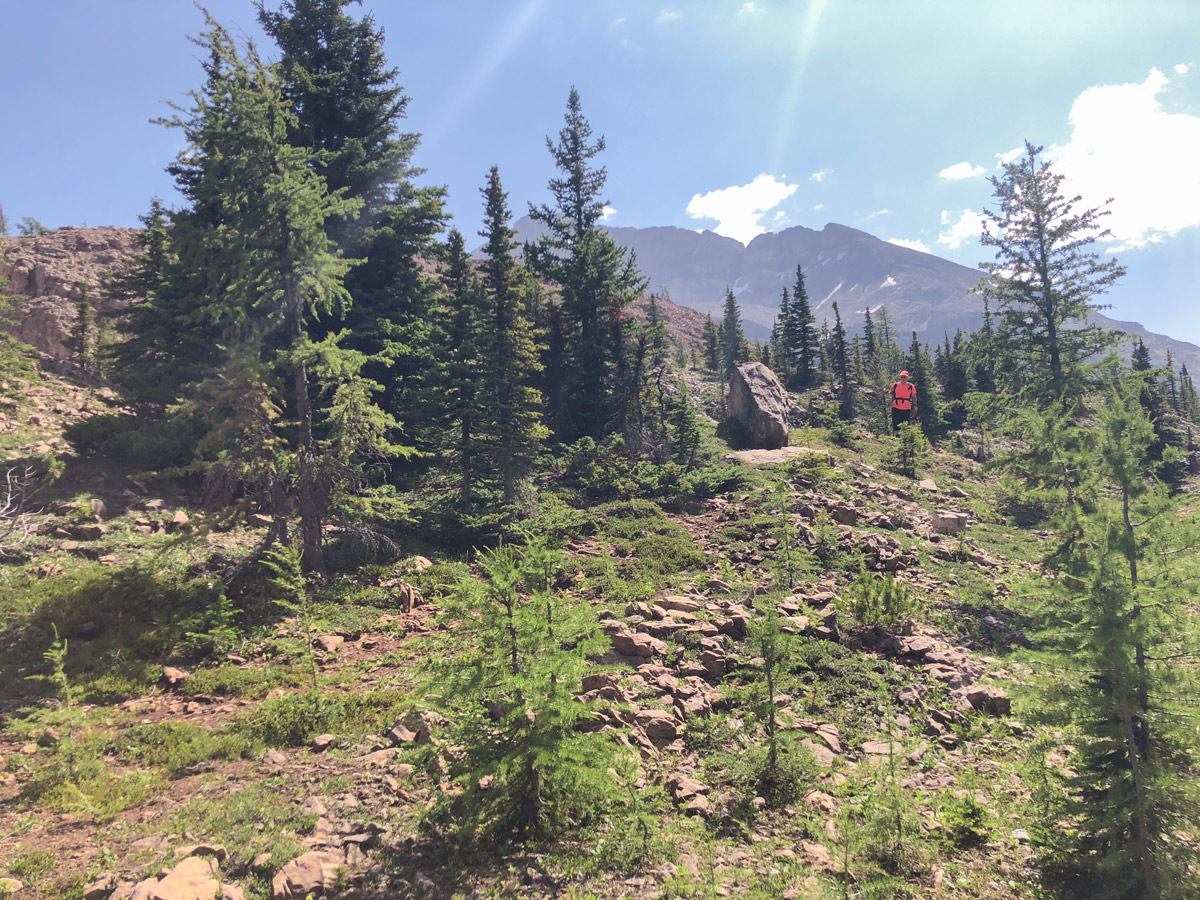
[{"left": 0, "top": 365, "right": 1091, "bottom": 900}]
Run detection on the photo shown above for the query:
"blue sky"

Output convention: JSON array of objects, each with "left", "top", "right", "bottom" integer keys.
[{"left": 2, "top": 1, "right": 1199, "bottom": 345}]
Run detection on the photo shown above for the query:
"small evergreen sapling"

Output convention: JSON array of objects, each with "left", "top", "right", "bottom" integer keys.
[
  {"left": 744, "top": 596, "right": 809, "bottom": 805},
  {"left": 426, "top": 541, "right": 622, "bottom": 841}
]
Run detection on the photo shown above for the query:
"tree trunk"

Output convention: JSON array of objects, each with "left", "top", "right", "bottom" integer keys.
[
  {"left": 295, "top": 354, "right": 327, "bottom": 579},
  {"left": 1114, "top": 666, "right": 1156, "bottom": 899}
]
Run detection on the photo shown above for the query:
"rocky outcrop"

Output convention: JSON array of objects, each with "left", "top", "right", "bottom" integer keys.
[
  {"left": 727, "top": 362, "right": 789, "bottom": 449},
  {"left": 0, "top": 227, "right": 139, "bottom": 359}
]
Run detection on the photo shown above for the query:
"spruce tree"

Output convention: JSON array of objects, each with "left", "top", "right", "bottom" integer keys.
[
  {"left": 65, "top": 284, "right": 98, "bottom": 381},
  {"left": 526, "top": 88, "right": 646, "bottom": 442},
  {"left": 701, "top": 315, "right": 720, "bottom": 372},
  {"left": 1179, "top": 364, "right": 1200, "bottom": 423},
  {"left": 258, "top": 0, "right": 447, "bottom": 449},
  {"left": 905, "top": 332, "right": 939, "bottom": 435},
  {"left": 133, "top": 16, "right": 406, "bottom": 574},
  {"left": 669, "top": 378, "right": 701, "bottom": 468},
  {"left": 439, "top": 228, "right": 487, "bottom": 506},
  {"left": 479, "top": 167, "right": 547, "bottom": 505},
  {"left": 718, "top": 287, "right": 748, "bottom": 384},
  {"left": 1162, "top": 350, "right": 1179, "bottom": 413},
  {"left": 789, "top": 264, "right": 818, "bottom": 388},
  {"left": 862, "top": 306, "right": 877, "bottom": 363},
  {"left": 979, "top": 141, "right": 1124, "bottom": 404},
  {"left": 829, "top": 302, "right": 852, "bottom": 417}
]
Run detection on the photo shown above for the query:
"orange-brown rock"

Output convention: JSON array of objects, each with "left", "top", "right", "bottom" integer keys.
[{"left": 1, "top": 227, "right": 139, "bottom": 359}]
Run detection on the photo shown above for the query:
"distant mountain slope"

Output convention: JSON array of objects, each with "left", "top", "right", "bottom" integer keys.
[{"left": 508, "top": 217, "right": 1200, "bottom": 374}]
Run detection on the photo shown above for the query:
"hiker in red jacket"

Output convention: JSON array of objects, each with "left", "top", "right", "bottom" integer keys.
[{"left": 891, "top": 370, "right": 917, "bottom": 432}]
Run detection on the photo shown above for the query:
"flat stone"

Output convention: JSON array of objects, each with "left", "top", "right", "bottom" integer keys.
[
  {"left": 311, "top": 734, "right": 335, "bottom": 751},
  {"left": 314, "top": 635, "right": 344, "bottom": 653},
  {"left": 965, "top": 685, "right": 1011, "bottom": 716},
  {"left": 271, "top": 849, "right": 347, "bottom": 900},
  {"left": 635, "top": 708, "right": 679, "bottom": 742},
  {"left": 665, "top": 773, "right": 710, "bottom": 800},
  {"left": 802, "top": 841, "right": 840, "bottom": 874},
  {"left": 360, "top": 748, "right": 398, "bottom": 766},
  {"left": 655, "top": 596, "right": 703, "bottom": 614},
  {"left": 148, "top": 856, "right": 219, "bottom": 900},
  {"left": 861, "top": 740, "right": 903, "bottom": 758}
]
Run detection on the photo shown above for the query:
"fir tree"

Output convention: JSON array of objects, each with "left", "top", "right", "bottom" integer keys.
[
  {"left": 701, "top": 315, "right": 720, "bottom": 372},
  {"left": 979, "top": 141, "right": 1124, "bottom": 404},
  {"left": 439, "top": 228, "right": 487, "bottom": 506},
  {"left": 479, "top": 167, "right": 547, "bottom": 505},
  {"left": 862, "top": 306, "right": 877, "bottom": 363},
  {"left": 526, "top": 88, "right": 646, "bottom": 442},
  {"left": 789, "top": 264, "right": 818, "bottom": 388},
  {"left": 258, "top": 0, "right": 447, "bottom": 451},
  {"left": 129, "top": 16, "right": 403, "bottom": 575},
  {"left": 718, "top": 286, "right": 747, "bottom": 384},
  {"left": 1162, "top": 351, "right": 1179, "bottom": 413},
  {"left": 65, "top": 284, "right": 98, "bottom": 380},
  {"left": 1179, "top": 364, "right": 1200, "bottom": 423},
  {"left": 669, "top": 378, "right": 701, "bottom": 468},
  {"left": 905, "top": 332, "right": 940, "bottom": 435},
  {"left": 829, "top": 302, "right": 853, "bottom": 418},
  {"left": 1131, "top": 337, "right": 1152, "bottom": 372}
]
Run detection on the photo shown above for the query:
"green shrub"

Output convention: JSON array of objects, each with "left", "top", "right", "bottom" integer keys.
[
  {"left": 113, "top": 722, "right": 255, "bottom": 776},
  {"left": 843, "top": 571, "right": 922, "bottom": 629},
  {"left": 884, "top": 423, "right": 928, "bottom": 477},
  {"left": 941, "top": 794, "right": 991, "bottom": 848},
  {"left": 236, "top": 689, "right": 402, "bottom": 748}
]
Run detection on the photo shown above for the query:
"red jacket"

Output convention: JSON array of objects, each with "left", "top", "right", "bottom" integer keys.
[{"left": 891, "top": 381, "right": 916, "bottom": 410}]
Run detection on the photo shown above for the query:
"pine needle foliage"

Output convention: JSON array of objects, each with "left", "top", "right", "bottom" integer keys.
[
  {"left": 978, "top": 141, "right": 1125, "bottom": 405},
  {"left": 1018, "top": 389, "right": 1200, "bottom": 899},
  {"left": 424, "top": 540, "right": 622, "bottom": 842}
]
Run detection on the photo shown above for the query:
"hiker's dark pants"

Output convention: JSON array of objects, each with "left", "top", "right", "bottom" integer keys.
[{"left": 891, "top": 407, "right": 911, "bottom": 432}]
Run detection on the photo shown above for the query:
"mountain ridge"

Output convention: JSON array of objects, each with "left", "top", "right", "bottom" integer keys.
[{"left": 508, "top": 217, "right": 1200, "bottom": 374}]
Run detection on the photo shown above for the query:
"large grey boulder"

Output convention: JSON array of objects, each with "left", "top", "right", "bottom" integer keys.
[{"left": 727, "top": 362, "right": 790, "bottom": 449}]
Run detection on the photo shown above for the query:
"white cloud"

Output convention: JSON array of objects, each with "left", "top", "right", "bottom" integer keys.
[
  {"left": 600, "top": 205, "right": 618, "bottom": 222},
  {"left": 996, "top": 146, "right": 1023, "bottom": 166},
  {"left": 809, "top": 168, "right": 833, "bottom": 183},
  {"left": 686, "top": 173, "right": 799, "bottom": 244},
  {"left": 863, "top": 208, "right": 890, "bottom": 220},
  {"left": 888, "top": 238, "right": 932, "bottom": 253},
  {"left": 939, "top": 161, "right": 986, "bottom": 180},
  {"left": 813, "top": 203, "right": 825, "bottom": 211},
  {"left": 612, "top": 16, "right": 626, "bottom": 26},
  {"left": 657, "top": 9, "right": 682, "bottom": 24},
  {"left": 773, "top": 210, "right": 787, "bottom": 221},
  {"left": 738, "top": 2, "right": 758, "bottom": 17},
  {"left": 937, "top": 208, "right": 986, "bottom": 250},
  {"left": 1043, "top": 67, "right": 1200, "bottom": 250},
  {"left": 1175, "top": 63, "right": 1190, "bottom": 74}
]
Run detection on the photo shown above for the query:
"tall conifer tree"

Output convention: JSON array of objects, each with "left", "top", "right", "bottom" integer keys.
[
  {"left": 526, "top": 88, "right": 646, "bottom": 442},
  {"left": 979, "top": 141, "right": 1124, "bottom": 404},
  {"left": 479, "top": 167, "right": 547, "bottom": 504}
]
